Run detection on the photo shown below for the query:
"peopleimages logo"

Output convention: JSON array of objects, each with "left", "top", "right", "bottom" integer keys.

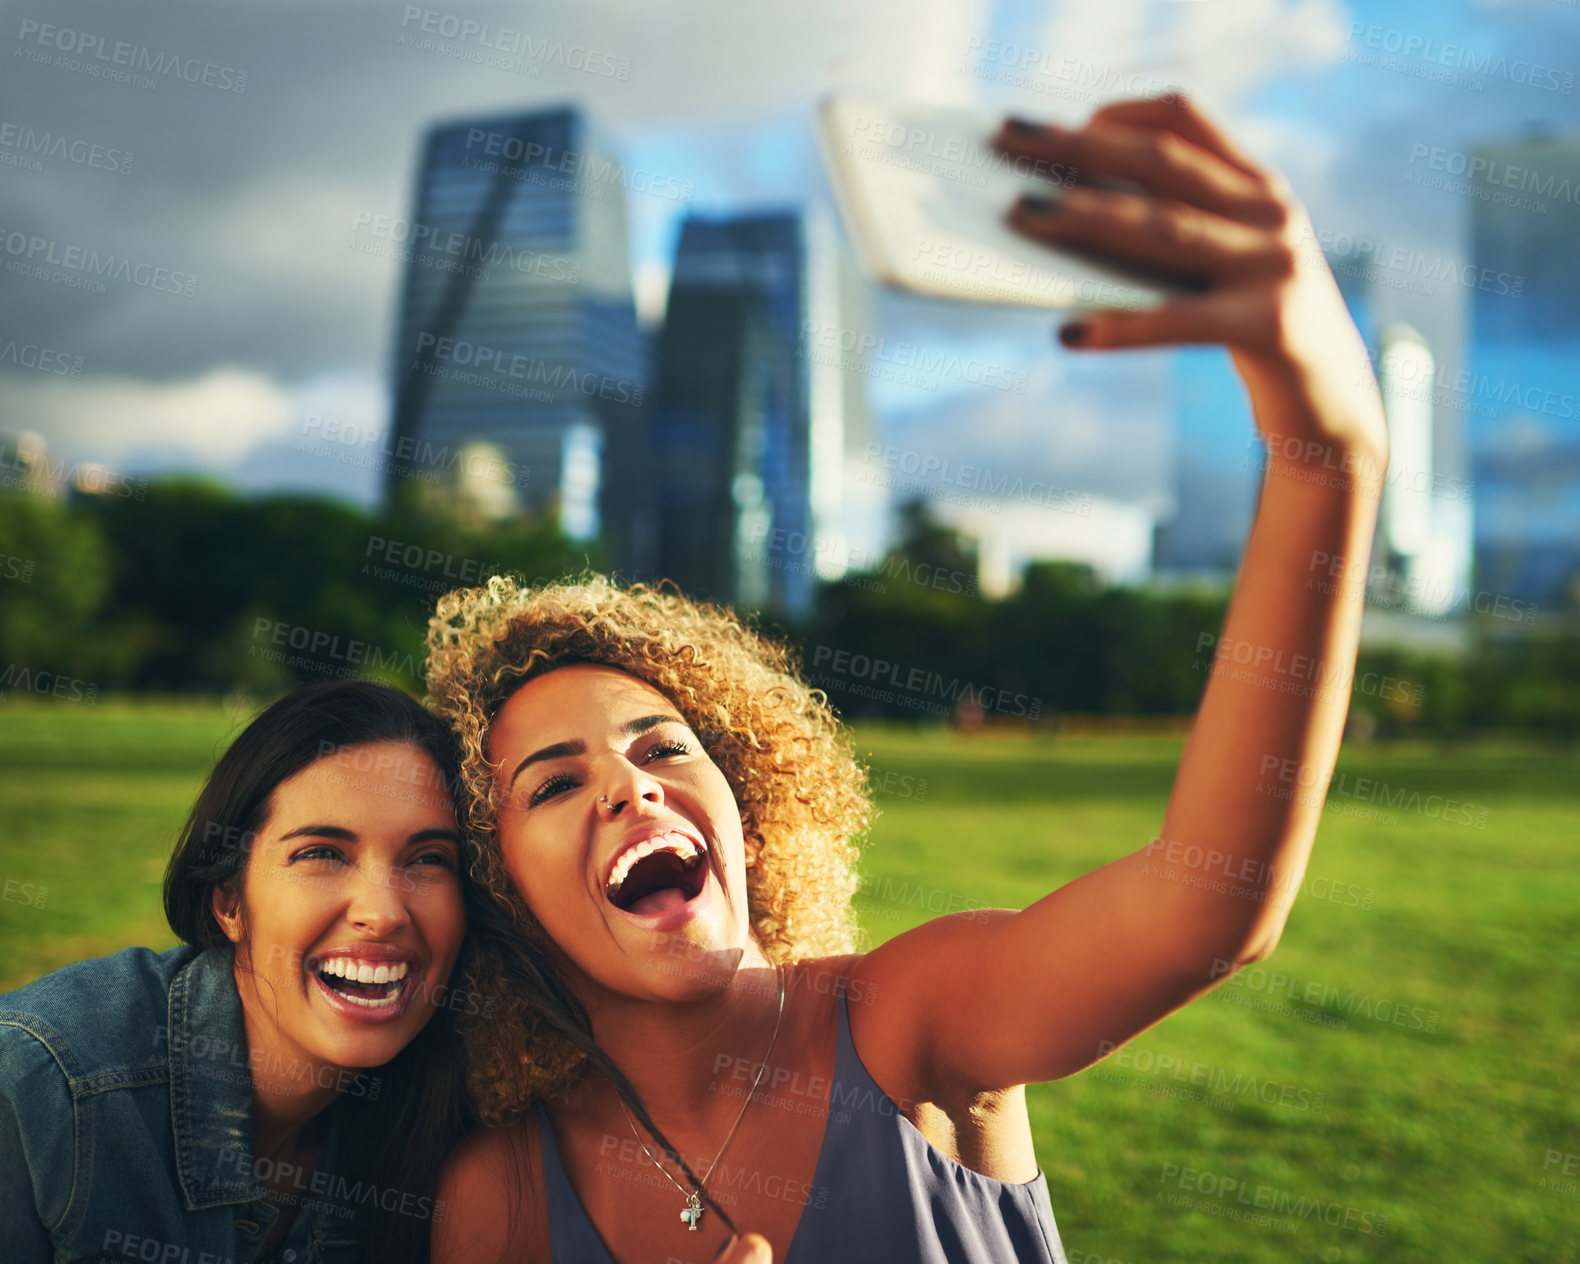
[
  {"left": 363, "top": 535, "right": 502, "bottom": 587},
  {"left": 2, "top": 877, "right": 47, "bottom": 908},
  {"left": 861, "top": 444, "right": 1092, "bottom": 516},
  {"left": 0, "top": 442, "right": 146, "bottom": 500},
  {"left": 840, "top": 112, "right": 1078, "bottom": 191},
  {"left": 907, "top": 238, "right": 1146, "bottom": 308},
  {"left": 214, "top": 1149, "right": 443, "bottom": 1221},
  {"left": 13, "top": 19, "right": 249, "bottom": 93},
  {"left": 743, "top": 525, "right": 978, "bottom": 596},
  {"left": 1361, "top": 343, "right": 1580, "bottom": 421},
  {"left": 1209, "top": 959, "right": 1441, "bottom": 1033},
  {"left": 0, "top": 121, "right": 134, "bottom": 175},
  {"left": 0, "top": 229, "right": 197, "bottom": 297},
  {"left": 1248, "top": 427, "right": 1473, "bottom": 505},
  {"left": 1094, "top": 1040, "right": 1327, "bottom": 1114},
  {"left": 802, "top": 321, "right": 1029, "bottom": 393},
  {"left": 1345, "top": 22, "right": 1575, "bottom": 95},
  {"left": 248, "top": 618, "right": 418, "bottom": 681},
  {"left": 0, "top": 338, "right": 83, "bottom": 377},
  {"left": 298, "top": 412, "right": 530, "bottom": 490},
  {"left": 412, "top": 332, "right": 644, "bottom": 405},
  {"left": 349, "top": 212, "right": 582, "bottom": 283},
  {"left": 1406, "top": 144, "right": 1580, "bottom": 206},
  {"left": 1156, "top": 1163, "right": 1390, "bottom": 1237},
  {"left": 1259, "top": 754, "right": 1489, "bottom": 829},
  {"left": 397, "top": 6, "right": 631, "bottom": 80},
  {"left": 807, "top": 645, "right": 1041, "bottom": 719},
  {"left": 1306, "top": 551, "right": 1540, "bottom": 625},
  {"left": 0, "top": 554, "right": 35, "bottom": 583},
  {"left": 1304, "top": 227, "right": 1524, "bottom": 297},
  {"left": 0, "top": 665, "right": 99, "bottom": 704},
  {"left": 960, "top": 39, "right": 1183, "bottom": 107},
  {"left": 461, "top": 128, "right": 692, "bottom": 202}
]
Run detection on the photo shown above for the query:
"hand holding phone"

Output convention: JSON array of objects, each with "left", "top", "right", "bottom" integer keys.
[{"left": 817, "top": 97, "right": 1188, "bottom": 311}]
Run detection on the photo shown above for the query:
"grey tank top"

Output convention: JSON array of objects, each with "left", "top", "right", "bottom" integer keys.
[{"left": 533, "top": 988, "right": 1070, "bottom": 1262}]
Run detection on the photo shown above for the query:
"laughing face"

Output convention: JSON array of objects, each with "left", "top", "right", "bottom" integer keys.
[
  {"left": 214, "top": 740, "right": 466, "bottom": 1075},
  {"left": 489, "top": 665, "right": 757, "bottom": 1003}
]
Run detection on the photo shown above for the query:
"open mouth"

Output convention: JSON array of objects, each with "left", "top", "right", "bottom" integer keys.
[
  {"left": 312, "top": 956, "right": 413, "bottom": 1009},
  {"left": 606, "top": 832, "right": 709, "bottom": 917}
]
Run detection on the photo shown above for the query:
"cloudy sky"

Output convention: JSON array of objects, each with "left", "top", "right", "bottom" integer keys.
[{"left": 3, "top": 0, "right": 1576, "bottom": 576}]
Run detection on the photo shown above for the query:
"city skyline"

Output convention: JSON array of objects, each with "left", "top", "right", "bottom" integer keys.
[{"left": 3, "top": 0, "right": 1576, "bottom": 607}]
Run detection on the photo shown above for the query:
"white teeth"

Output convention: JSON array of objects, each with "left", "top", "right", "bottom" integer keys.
[
  {"left": 605, "top": 832, "right": 704, "bottom": 898},
  {"left": 334, "top": 981, "right": 404, "bottom": 1008},
  {"left": 316, "top": 956, "right": 412, "bottom": 982}
]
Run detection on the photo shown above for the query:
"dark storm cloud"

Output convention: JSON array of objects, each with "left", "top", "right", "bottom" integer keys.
[{"left": 0, "top": 0, "right": 837, "bottom": 386}]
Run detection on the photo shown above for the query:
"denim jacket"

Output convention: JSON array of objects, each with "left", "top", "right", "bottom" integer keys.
[{"left": 0, "top": 944, "right": 363, "bottom": 1264}]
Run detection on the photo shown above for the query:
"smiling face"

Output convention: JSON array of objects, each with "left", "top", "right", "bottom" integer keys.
[
  {"left": 214, "top": 740, "right": 466, "bottom": 1074},
  {"left": 489, "top": 664, "right": 758, "bottom": 1004}
]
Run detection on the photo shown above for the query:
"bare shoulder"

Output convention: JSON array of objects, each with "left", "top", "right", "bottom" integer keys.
[
  {"left": 845, "top": 910, "right": 1019, "bottom": 1097},
  {"left": 843, "top": 913, "right": 1040, "bottom": 1180},
  {"left": 433, "top": 1113, "right": 550, "bottom": 1264}
]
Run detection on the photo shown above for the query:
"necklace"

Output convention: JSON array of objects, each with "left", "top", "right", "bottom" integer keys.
[{"left": 617, "top": 962, "right": 786, "bottom": 1232}]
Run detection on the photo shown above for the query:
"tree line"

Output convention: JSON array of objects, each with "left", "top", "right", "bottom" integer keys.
[{"left": 1, "top": 485, "right": 1574, "bottom": 737}]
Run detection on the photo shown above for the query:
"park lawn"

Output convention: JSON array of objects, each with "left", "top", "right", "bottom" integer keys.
[
  {"left": 851, "top": 727, "right": 1580, "bottom": 1264},
  {"left": 2, "top": 702, "right": 1576, "bottom": 1262},
  {"left": 0, "top": 701, "right": 249, "bottom": 985}
]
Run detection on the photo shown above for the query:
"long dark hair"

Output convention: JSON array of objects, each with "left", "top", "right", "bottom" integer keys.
[{"left": 163, "top": 680, "right": 477, "bottom": 1264}]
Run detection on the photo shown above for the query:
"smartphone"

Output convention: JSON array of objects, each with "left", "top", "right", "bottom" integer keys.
[{"left": 816, "top": 96, "right": 1186, "bottom": 311}]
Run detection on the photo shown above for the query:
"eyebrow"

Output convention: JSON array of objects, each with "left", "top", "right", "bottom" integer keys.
[
  {"left": 277, "top": 825, "right": 462, "bottom": 846},
  {"left": 507, "top": 713, "right": 685, "bottom": 788}
]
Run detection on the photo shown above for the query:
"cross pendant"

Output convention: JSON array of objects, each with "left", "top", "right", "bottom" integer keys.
[{"left": 680, "top": 1194, "right": 704, "bottom": 1231}]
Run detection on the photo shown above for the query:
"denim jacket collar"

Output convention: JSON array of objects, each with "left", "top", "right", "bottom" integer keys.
[
  {"left": 166, "top": 947, "right": 358, "bottom": 1256},
  {"left": 167, "top": 945, "right": 265, "bottom": 1210}
]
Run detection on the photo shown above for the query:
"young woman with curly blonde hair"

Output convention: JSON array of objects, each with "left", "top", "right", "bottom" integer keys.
[{"left": 428, "top": 94, "right": 1388, "bottom": 1264}]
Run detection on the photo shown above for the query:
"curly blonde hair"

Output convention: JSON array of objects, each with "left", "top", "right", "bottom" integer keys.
[{"left": 424, "top": 574, "right": 872, "bottom": 1122}]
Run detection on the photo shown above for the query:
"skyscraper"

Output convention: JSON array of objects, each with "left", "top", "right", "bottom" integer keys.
[
  {"left": 384, "top": 105, "right": 645, "bottom": 539},
  {"left": 1326, "top": 256, "right": 1472, "bottom": 619},
  {"left": 1154, "top": 249, "right": 1377, "bottom": 583},
  {"left": 643, "top": 207, "right": 874, "bottom": 618},
  {"left": 1376, "top": 323, "right": 1463, "bottom": 616},
  {"left": 1469, "top": 132, "right": 1580, "bottom": 606},
  {"left": 1155, "top": 249, "right": 1475, "bottom": 620},
  {"left": 1151, "top": 348, "right": 1258, "bottom": 581}
]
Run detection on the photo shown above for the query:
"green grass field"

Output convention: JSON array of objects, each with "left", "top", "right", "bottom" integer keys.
[{"left": 2, "top": 701, "right": 1576, "bottom": 1261}]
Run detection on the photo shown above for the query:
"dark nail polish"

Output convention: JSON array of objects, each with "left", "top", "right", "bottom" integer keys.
[
  {"left": 1006, "top": 117, "right": 1041, "bottom": 135},
  {"left": 1058, "top": 323, "right": 1089, "bottom": 347},
  {"left": 1018, "top": 194, "right": 1062, "bottom": 216}
]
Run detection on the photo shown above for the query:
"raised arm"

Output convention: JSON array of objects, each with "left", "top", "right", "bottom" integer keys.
[{"left": 854, "top": 94, "right": 1390, "bottom": 1096}]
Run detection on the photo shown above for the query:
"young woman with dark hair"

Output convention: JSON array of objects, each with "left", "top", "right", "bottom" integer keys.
[{"left": 0, "top": 680, "right": 477, "bottom": 1264}]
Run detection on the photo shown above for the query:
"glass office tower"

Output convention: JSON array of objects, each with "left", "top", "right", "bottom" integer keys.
[
  {"left": 1151, "top": 347, "right": 1257, "bottom": 581},
  {"left": 1469, "top": 133, "right": 1580, "bottom": 605},
  {"left": 385, "top": 105, "right": 645, "bottom": 542},
  {"left": 648, "top": 208, "right": 872, "bottom": 618}
]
